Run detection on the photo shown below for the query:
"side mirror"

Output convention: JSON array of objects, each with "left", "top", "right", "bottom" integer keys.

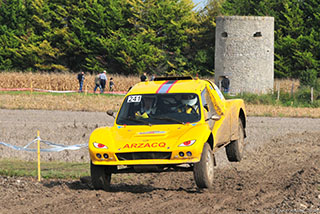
[
  {"left": 211, "top": 115, "right": 221, "bottom": 121},
  {"left": 106, "top": 110, "right": 115, "bottom": 118},
  {"left": 206, "top": 114, "right": 221, "bottom": 121}
]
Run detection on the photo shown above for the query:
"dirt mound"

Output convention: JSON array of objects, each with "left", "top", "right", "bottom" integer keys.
[{"left": 0, "top": 110, "right": 320, "bottom": 213}]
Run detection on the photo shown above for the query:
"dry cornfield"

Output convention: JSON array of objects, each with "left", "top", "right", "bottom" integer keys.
[
  {"left": 246, "top": 104, "right": 320, "bottom": 118},
  {"left": 0, "top": 72, "right": 140, "bottom": 92},
  {"left": 273, "top": 78, "right": 300, "bottom": 94},
  {"left": 0, "top": 72, "right": 299, "bottom": 93}
]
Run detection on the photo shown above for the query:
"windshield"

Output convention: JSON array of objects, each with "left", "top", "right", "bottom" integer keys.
[{"left": 116, "top": 93, "right": 201, "bottom": 125}]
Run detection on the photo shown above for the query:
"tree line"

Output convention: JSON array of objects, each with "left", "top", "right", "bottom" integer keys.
[{"left": 0, "top": 0, "right": 319, "bottom": 86}]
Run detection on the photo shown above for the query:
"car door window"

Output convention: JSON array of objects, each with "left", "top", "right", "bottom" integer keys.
[{"left": 201, "top": 88, "right": 217, "bottom": 129}]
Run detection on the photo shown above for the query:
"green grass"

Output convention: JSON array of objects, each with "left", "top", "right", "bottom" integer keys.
[
  {"left": 0, "top": 159, "right": 138, "bottom": 181},
  {"left": 0, "top": 159, "right": 90, "bottom": 179},
  {"left": 224, "top": 86, "right": 320, "bottom": 108}
]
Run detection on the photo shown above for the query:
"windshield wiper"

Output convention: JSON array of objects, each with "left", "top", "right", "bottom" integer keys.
[
  {"left": 121, "top": 117, "right": 152, "bottom": 126},
  {"left": 151, "top": 116, "right": 185, "bottom": 125}
]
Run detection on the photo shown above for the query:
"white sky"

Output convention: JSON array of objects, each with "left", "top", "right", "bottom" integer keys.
[{"left": 193, "top": 0, "right": 206, "bottom": 9}]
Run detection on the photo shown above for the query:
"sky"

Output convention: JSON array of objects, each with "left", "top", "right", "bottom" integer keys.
[{"left": 192, "top": 0, "right": 206, "bottom": 9}]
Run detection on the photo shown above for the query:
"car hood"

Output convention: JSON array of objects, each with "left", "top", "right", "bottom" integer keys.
[{"left": 93, "top": 123, "right": 208, "bottom": 152}]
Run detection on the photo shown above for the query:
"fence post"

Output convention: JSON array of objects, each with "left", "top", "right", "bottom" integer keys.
[
  {"left": 311, "top": 87, "right": 314, "bottom": 103},
  {"left": 37, "top": 130, "right": 41, "bottom": 182},
  {"left": 277, "top": 82, "right": 280, "bottom": 101},
  {"left": 291, "top": 82, "right": 294, "bottom": 98}
]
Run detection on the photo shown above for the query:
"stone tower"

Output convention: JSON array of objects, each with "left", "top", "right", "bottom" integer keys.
[{"left": 214, "top": 16, "right": 274, "bottom": 94}]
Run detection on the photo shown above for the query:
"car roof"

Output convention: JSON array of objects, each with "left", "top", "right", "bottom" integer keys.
[{"left": 128, "top": 77, "right": 212, "bottom": 95}]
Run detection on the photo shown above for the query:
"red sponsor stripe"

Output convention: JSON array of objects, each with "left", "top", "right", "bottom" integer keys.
[
  {"left": 156, "top": 80, "right": 169, "bottom": 93},
  {"left": 165, "top": 80, "right": 178, "bottom": 93}
]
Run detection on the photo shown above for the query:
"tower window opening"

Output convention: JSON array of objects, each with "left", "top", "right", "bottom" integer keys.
[
  {"left": 253, "top": 32, "right": 262, "bottom": 37},
  {"left": 221, "top": 32, "right": 228, "bottom": 38}
]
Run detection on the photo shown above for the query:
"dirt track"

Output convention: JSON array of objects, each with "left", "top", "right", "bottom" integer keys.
[{"left": 0, "top": 109, "right": 319, "bottom": 214}]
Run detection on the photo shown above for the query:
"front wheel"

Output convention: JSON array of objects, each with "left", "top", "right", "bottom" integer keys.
[
  {"left": 193, "top": 143, "right": 214, "bottom": 189},
  {"left": 90, "top": 162, "right": 114, "bottom": 191},
  {"left": 226, "top": 119, "right": 245, "bottom": 162}
]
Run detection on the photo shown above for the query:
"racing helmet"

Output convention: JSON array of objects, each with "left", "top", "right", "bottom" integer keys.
[{"left": 181, "top": 94, "right": 197, "bottom": 106}]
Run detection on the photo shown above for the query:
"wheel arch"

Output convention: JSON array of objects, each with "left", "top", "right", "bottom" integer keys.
[
  {"left": 206, "top": 132, "right": 214, "bottom": 151},
  {"left": 239, "top": 108, "right": 247, "bottom": 138},
  {"left": 205, "top": 132, "right": 216, "bottom": 166}
]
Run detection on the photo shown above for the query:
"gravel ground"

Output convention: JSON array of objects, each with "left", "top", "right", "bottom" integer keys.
[
  {"left": 1, "top": 109, "right": 319, "bottom": 164},
  {"left": 0, "top": 109, "right": 319, "bottom": 213}
]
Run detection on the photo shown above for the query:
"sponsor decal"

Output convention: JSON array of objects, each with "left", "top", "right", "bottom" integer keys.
[
  {"left": 156, "top": 80, "right": 178, "bottom": 93},
  {"left": 123, "top": 142, "right": 166, "bottom": 149},
  {"left": 138, "top": 131, "right": 166, "bottom": 135}
]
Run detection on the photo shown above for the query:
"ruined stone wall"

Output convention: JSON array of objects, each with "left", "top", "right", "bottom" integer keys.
[{"left": 214, "top": 16, "right": 274, "bottom": 94}]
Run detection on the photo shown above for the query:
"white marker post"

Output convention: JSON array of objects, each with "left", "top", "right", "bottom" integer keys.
[{"left": 37, "top": 130, "right": 41, "bottom": 182}]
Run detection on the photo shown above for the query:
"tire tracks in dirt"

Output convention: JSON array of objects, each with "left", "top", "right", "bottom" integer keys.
[{"left": 1, "top": 111, "right": 320, "bottom": 213}]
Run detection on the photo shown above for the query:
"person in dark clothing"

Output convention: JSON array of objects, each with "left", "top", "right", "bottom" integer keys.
[
  {"left": 221, "top": 75, "right": 230, "bottom": 93},
  {"left": 140, "top": 72, "right": 147, "bottom": 82},
  {"left": 93, "top": 74, "right": 101, "bottom": 93},
  {"left": 109, "top": 77, "right": 114, "bottom": 91},
  {"left": 77, "top": 71, "right": 85, "bottom": 92}
]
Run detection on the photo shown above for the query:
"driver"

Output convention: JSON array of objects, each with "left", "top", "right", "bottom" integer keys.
[
  {"left": 178, "top": 94, "right": 199, "bottom": 114},
  {"left": 135, "top": 96, "right": 157, "bottom": 119}
]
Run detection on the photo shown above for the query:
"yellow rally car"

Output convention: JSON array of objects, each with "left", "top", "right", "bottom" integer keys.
[{"left": 89, "top": 76, "right": 246, "bottom": 190}]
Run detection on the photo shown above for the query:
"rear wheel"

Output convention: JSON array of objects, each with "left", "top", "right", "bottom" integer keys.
[
  {"left": 90, "top": 162, "right": 113, "bottom": 190},
  {"left": 193, "top": 143, "right": 214, "bottom": 189},
  {"left": 226, "top": 119, "right": 245, "bottom": 162}
]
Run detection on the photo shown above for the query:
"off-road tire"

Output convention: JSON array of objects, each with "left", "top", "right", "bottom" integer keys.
[
  {"left": 90, "top": 162, "right": 112, "bottom": 191},
  {"left": 193, "top": 143, "right": 214, "bottom": 189},
  {"left": 226, "top": 119, "right": 245, "bottom": 162}
]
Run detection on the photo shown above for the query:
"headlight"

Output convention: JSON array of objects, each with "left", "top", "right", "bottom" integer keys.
[
  {"left": 93, "top": 142, "right": 108, "bottom": 149},
  {"left": 178, "top": 140, "right": 196, "bottom": 147}
]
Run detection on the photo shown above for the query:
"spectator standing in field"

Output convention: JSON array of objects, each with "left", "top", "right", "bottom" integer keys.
[
  {"left": 221, "top": 75, "right": 230, "bottom": 93},
  {"left": 77, "top": 71, "right": 85, "bottom": 92},
  {"left": 140, "top": 72, "right": 147, "bottom": 82},
  {"left": 109, "top": 77, "right": 114, "bottom": 92},
  {"left": 150, "top": 74, "right": 155, "bottom": 81},
  {"left": 99, "top": 70, "right": 107, "bottom": 94},
  {"left": 93, "top": 73, "right": 101, "bottom": 93}
]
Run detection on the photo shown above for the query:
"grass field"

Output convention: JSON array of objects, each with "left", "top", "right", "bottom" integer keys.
[
  {"left": 1, "top": 90, "right": 320, "bottom": 118},
  {"left": 0, "top": 159, "right": 138, "bottom": 182},
  {"left": 0, "top": 159, "right": 89, "bottom": 179},
  {"left": 0, "top": 91, "right": 124, "bottom": 111}
]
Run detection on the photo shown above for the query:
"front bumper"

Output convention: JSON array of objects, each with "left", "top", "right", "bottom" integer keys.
[{"left": 89, "top": 148, "right": 202, "bottom": 166}]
